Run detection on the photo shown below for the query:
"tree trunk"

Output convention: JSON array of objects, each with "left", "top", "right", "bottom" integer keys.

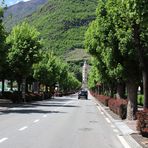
[
  {"left": 140, "top": 82, "right": 143, "bottom": 95},
  {"left": 25, "top": 81, "right": 28, "bottom": 93},
  {"left": 32, "top": 82, "right": 39, "bottom": 93},
  {"left": 22, "top": 77, "right": 26, "bottom": 102},
  {"left": 126, "top": 80, "right": 138, "bottom": 120},
  {"left": 2, "top": 79, "right": 5, "bottom": 95},
  {"left": 17, "top": 79, "right": 21, "bottom": 93},
  {"left": 45, "top": 85, "right": 48, "bottom": 92},
  {"left": 110, "top": 83, "right": 115, "bottom": 98},
  {"left": 133, "top": 23, "right": 148, "bottom": 109},
  {"left": 10, "top": 80, "right": 13, "bottom": 91},
  {"left": 143, "top": 69, "right": 148, "bottom": 109},
  {"left": 116, "top": 82, "right": 125, "bottom": 99}
]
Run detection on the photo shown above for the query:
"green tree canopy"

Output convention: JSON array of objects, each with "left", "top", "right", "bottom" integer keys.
[
  {"left": 33, "top": 51, "right": 81, "bottom": 93},
  {"left": 6, "top": 22, "right": 42, "bottom": 79}
]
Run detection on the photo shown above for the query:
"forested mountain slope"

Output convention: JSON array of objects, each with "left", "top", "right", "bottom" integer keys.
[
  {"left": 4, "top": 0, "right": 48, "bottom": 31},
  {"left": 4, "top": 0, "right": 98, "bottom": 59}
]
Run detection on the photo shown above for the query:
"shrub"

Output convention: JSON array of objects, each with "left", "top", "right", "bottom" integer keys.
[
  {"left": 95, "top": 95, "right": 110, "bottom": 106},
  {"left": 90, "top": 91, "right": 127, "bottom": 119},
  {"left": 98, "top": 95, "right": 110, "bottom": 106},
  {"left": 136, "top": 109, "right": 148, "bottom": 137},
  {"left": 108, "top": 98, "right": 127, "bottom": 119}
]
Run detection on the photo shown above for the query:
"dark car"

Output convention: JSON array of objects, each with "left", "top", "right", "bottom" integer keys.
[{"left": 78, "top": 90, "right": 88, "bottom": 99}]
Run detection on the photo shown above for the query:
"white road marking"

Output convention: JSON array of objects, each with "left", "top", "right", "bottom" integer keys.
[
  {"left": 105, "top": 117, "right": 111, "bottom": 123},
  {"left": 43, "top": 115, "right": 47, "bottom": 118},
  {"left": 117, "top": 135, "right": 131, "bottom": 148},
  {"left": 111, "top": 125, "right": 115, "bottom": 128},
  {"left": 53, "top": 101, "right": 75, "bottom": 112},
  {"left": 0, "top": 138, "right": 8, "bottom": 143},
  {"left": 101, "top": 112, "right": 104, "bottom": 115},
  {"left": 97, "top": 106, "right": 101, "bottom": 111},
  {"left": 113, "top": 129, "right": 119, "bottom": 133},
  {"left": 18, "top": 126, "right": 28, "bottom": 131},
  {"left": 34, "top": 119, "right": 40, "bottom": 123}
]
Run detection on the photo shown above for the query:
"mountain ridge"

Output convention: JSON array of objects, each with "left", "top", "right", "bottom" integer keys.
[
  {"left": 4, "top": 0, "right": 98, "bottom": 61},
  {"left": 4, "top": 0, "right": 48, "bottom": 31}
]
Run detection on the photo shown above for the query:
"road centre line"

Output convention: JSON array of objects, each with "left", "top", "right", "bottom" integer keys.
[
  {"left": 18, "top": 126, "right": 28, "bottom": 131},
  {"left": 0, "top": 137, "right": 8, "bottom": 143},
  {"left": 117, "top": 135, "right": 131, "bottom": 148},
  {"left": 53, "top": 101, "right": 75, "bottom": 111},
  {"left": 33, "top": 119, "right": 40, "bottom": 123}
]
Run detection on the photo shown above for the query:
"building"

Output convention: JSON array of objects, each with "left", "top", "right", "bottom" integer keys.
[{"left": 82, "top": 61, "right": 88, "bottom": 89}]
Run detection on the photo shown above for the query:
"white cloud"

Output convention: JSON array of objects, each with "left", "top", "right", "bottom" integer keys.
[
  {"left": 6, "top": 0, "right": 31, "bottom": 6},
  {"left": 23, "top": 0, "right": 31, "bottom": 2},
  {"left": 16, "top": 0, "right": 21, "bottom": 3}
]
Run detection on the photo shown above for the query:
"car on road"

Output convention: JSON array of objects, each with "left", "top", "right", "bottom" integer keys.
[{"left": 78, "top": 90, "right": 88, "bottom": 100}]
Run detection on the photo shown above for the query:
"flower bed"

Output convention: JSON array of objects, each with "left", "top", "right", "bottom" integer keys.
[
  {"left": 108, "top": 98, "right": 127, "bottom": 119},
  {"left": 90, "top": 92, "right": 110, "bottom": 106},
  {"left": 90, "top": 91, "right": 127, "bottom": 119},
  {"left": 96, "top": 95, "right": 110, "bottom": 106},
  {"left": 137, "top": 109, "right": 148, "bottom": 137}
]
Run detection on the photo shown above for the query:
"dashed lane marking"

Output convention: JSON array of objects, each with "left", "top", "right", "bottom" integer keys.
[
  {"left": 43, "top": 115, "right": 47, "bottom": 118},
  {"left": 0, "top": 138, "right": 8, "bottom": 143},
  {"left": 18, "top": 126, "right": 28, "bottom": 131},
  {"left": 33, "top": 119, "right": 40, "bottom": 123}
]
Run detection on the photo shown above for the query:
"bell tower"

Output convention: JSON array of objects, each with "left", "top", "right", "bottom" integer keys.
[{"left": 82, "top": 61, "right": 88, "bottom": 89}]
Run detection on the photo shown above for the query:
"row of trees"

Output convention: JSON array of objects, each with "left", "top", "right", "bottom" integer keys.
[
  {"left": 85, "top": 0, "right": 148, "bottom": 120},
  {"left": 0, "top": 7, "right": 81, "bottom": 100}
]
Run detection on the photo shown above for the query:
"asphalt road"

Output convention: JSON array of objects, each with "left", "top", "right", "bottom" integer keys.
[{"left": 0, "top": 93, "right": 130, "bottom": 148}]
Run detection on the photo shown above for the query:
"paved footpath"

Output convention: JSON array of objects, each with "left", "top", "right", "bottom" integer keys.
[{"left": 91, "top": 95, "right": 148, "bottom": 148}]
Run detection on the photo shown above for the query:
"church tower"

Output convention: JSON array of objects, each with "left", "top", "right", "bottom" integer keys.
[{"left": 82, "top": 61, "right": 88, "bottom": 89}]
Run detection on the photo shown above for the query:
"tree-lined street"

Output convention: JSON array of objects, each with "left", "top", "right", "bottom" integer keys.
[{"left": 0, "top": 93, "right": 134, "bottom": 148}]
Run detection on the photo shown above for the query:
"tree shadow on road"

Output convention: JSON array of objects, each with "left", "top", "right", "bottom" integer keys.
[
  {"left": 0, "top": 102, "right": 80, "bottom": 116},
  {"left": 0, "top": 109, "right": 66, "bottom": 115}
]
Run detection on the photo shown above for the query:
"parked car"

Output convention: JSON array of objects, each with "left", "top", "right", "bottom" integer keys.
[{"left": 78, "top": 90, "right": 88, "bottom": 99}]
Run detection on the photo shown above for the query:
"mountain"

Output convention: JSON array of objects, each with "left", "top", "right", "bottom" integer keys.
[
  {"left": 4, "top": 0, "right": 48, "bottom": 31},
  {"left": 4, "top": 0, "right": 98, "bottom": 60}
]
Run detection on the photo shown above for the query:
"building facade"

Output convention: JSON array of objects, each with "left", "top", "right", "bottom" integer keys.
[{"left": 82, "top": 61, "right": 88, "bottom": 89}]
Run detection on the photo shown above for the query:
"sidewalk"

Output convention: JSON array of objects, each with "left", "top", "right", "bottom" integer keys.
[{"left": 93, "top": 97, "right": 148, "bottom": 148}]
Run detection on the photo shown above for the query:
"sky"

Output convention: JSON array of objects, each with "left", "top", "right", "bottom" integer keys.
[{"left": 0, "top": 0, "right": 30, "bottom": 6}]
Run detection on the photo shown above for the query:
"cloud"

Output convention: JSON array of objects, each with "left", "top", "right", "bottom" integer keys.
[
  {"left": 16, "top": 0, "right": 21, "bottom": 3},
  {"left": 15, "top": 0, "right": 31, "bottom": 5},
  {"left": 6, "top": 0, "right": 31, "bottom": 6},
  {"left": 23, "top": 0, "right": 31, "bottom": 2}
]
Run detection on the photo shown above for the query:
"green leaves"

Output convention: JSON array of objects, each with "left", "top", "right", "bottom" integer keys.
[
  {"left": 33, "top": 51, "right": 81, "bottom": 91},
  {"left": 6, "top": 22, "right": 42, "bottom": 78},
  {"left": 85, "top": 0, "right": 147, "bottom": 88},
  {"left": 0, "top": 6, "right": 7, "bottom": 78}
]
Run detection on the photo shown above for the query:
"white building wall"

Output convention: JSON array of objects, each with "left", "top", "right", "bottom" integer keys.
[{"left": 82, "top": 61, "right": 87, "bottom": 88}]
